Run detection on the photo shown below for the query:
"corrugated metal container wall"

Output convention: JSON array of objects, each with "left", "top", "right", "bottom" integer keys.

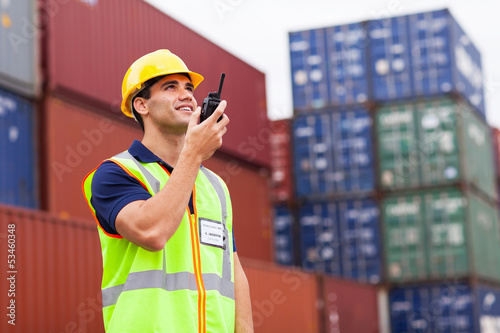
[
  {"left": 376, "top": 97, "right": 496, "bottom": 200},
  {"left": 242, "top": 259, "right": 319, "bottom": 332},
  {"left": 0, "top": 88, "right": 37, "bottom": 208},
  {"left": 389, "top": 282, "right": 500, "bottom": 333},
  {"left": 376, "top": 101, "right": 420, "bottom": 189},
  {"left": 0, "top": 205, "right": 104, "bottom": 333},
  {"left": 368, "top": 9, "right": 485, "bottom": 117},
  {"left": 325, "top": 23, "right": 369, "bottom": 106},
  {"left": 204, "top": 153, "right": 272, "bottom": 262},
  {"left": 289, "top": 28, "right": 329, "bottom": 111},
  {"left": 368, "top": 15, "right": 414, "bottom": 101},
  {"left": 337, "top": 198, "right": 382, "bottom": 284},
  {"left": 492, "top": 127, "right": 500, "bottom": 180},
  {"left": 459, "top": 102, "right": 496, "bottom": 199},
  {"left": 273, "top": 205, "right": 295, "bottom": 266},
  {"left": 299, "top": 200, "right": 342, "bottom": 276},
  {"left": 323, "top": 277, "right": 380, "bottom": 332},
  {"left": 407, "top": 10, "right": 454, "bottom": 99},
  {"left": 447, "top": 10, "right": 485, "bottom": 117},
  {"left": 0, "top": 0, "right": 38, "bottom": 97},
  {"left": 43, "top": 96, "right": 142, "bottom": 221},
  {"left": 293, "top": 108, "right": 375, "bottom": 197},
  {"left": 298, "top": 198, "right": 382, "bottom": 283},
  {"left": 476, "top": 285, "right": 500, "bottom": 331},
  {"left": 383, "top": 188, "right": 500, "bottom": 283},
  {"left": 43, "top": 0, "right": 270, "bottom": 167},
  {"left": 289, "top": 22, "right": 369, "bottom": 112},
  {"left": 270, "top": 119, "right": 293, "bottom": 202},
  {"left": 389, "top": 282, "right": 476, "bottom": 332}
]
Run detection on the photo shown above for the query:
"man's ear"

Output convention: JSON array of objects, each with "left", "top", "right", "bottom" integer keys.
[{"left": 133, "top": 97, "right": 149, "bottom": 116}]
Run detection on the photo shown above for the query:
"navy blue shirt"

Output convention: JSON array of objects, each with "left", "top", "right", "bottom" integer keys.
[{"left": 91, "top": 140, "right": 236, "bottom": 251}]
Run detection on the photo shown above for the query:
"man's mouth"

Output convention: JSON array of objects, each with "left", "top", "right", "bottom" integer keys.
[{"left": 178, "top": 106, "right": 193, "bottom": 112}]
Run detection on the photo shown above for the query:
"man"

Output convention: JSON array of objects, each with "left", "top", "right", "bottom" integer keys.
[{"left": 82, "top": 49, "right": 253, "bottom": 332}]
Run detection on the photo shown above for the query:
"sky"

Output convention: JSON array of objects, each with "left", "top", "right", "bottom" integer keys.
[{"left": 146, "top": 0, "right": 500, "bottom": 127}]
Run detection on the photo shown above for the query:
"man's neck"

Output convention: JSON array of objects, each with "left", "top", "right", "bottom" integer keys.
[{"left": 141, "top": 130, "right": 185, "bottom": 168}]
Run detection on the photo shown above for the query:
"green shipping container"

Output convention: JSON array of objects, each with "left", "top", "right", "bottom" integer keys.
[
  {"left": 376, "top": 98, "right": 496, "bottom": 200},
  {"left": 383, "top": 188, "right": 500, "bottom": 283}
]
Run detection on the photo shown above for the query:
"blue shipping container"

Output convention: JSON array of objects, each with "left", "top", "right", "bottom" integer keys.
[
  {"left": 0, "top": 87, "right": 37, "bottom": 207},
  {"left": 299, "top": 200, "right": 342, "bottom": 276},
  {"left": 337, "top": 198, "right": 381, "bottom": 284},
  {"left": 289, "top": 9, "right": 485, "bottom": 118},
  {"left": 293, "top": 108, "right": 375, "bottom": 197},
  {"left": 289, "top": 28, "right": 329, "bottom": 111},
  {"left": 390, "top": 282, "right": 500, "bottom": 332},
  {"left": 273, "top": 205, "right": 295, "bottom": 266},
  {"left": 369, "top": 9, "right": 485, "bottom": 117},
  {"left": 325, "top": 22, "right": 369, "bottom": 106},
  {"left": 289, "top": 22, "right": 370, "bottom": 111},
  {"left": 298, "top": 198, "right": 381, "bottom": 283},
  {"left": 368, "top": 14, "right": 414, "bottom": 101}
]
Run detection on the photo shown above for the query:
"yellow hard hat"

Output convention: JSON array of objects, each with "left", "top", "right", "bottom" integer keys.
[{"left": 121, "top": 49, "right": 204, "bottom": 118}]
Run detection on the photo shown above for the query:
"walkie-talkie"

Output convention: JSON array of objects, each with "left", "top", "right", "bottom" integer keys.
[{"left": 200, "top": 73, "right": 225, "bottom": 123}]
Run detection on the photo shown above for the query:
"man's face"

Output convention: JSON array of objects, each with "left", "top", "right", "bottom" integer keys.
[{"left": 143, "top": 74, "right": 198, "bottom": 132}]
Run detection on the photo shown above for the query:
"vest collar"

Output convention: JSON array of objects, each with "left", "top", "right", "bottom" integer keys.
[{"left": 128, "top": 140, "right": 174, "bottom": 173}]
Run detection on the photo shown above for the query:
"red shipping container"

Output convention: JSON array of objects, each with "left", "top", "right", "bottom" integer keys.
[
  {"left": 270, "top": 119, "right": 293, "bottom": 202},
  {"left": 322, "top": 276, "right": 380, "bottom": 332},
  {"left": 42, "top": 0, "right": 270, "bottom": 167},
  {"left": 242, "top": 259, "right": 320, "bottom": 332},
  {"left": 43, "top": 96, "right": 272, "bottom": 261},
  {"left": 0, "top": 204, "right": 104, "bottom": 333},
  {"left": 492, "top": 127, "right": 500, "bottom": 180},
  {"left": 42, "top": 96, "right": 143, "bottom": 222}
]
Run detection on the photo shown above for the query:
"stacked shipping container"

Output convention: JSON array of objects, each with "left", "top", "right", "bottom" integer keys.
[{"left": 282, "top": 7, "right": 500, "bottom": 332}]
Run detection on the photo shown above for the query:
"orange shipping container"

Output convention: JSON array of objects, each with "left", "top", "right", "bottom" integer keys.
[
  {"left": 242, "top": 259, "right": 320, "bottom": 332},
  {"left": 43, "top": 96, "right": 272, "bottom": 261},
  {"left": 42, "top": 96, "right": 142, "bottom": 221},
  {"left": 323, "top": 276, "right": 380, "bottom": 332},
  {"left": 0, "top": 204, "right": 104, "bottom": 333}
]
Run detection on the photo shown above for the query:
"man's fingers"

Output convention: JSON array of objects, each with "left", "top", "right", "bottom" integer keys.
[
  {"left": 206, "top": 100, "right": 227, "bottom": 124},
  {"left": 189, "top": 106, "right": 201, "bottom": 126}
]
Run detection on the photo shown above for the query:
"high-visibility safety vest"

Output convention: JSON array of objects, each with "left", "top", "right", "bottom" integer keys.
[{"left": 82, "top": 150, "right": 235, "bottom": 333}]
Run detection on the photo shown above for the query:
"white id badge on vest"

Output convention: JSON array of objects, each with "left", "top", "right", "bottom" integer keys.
[{"left": 199, "top": 218, "right": 226, "bottom": 250}]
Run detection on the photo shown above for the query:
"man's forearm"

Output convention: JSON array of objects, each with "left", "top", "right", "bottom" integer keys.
[{"left": 234, "top": 253, "right": 254, "bottom": 332}]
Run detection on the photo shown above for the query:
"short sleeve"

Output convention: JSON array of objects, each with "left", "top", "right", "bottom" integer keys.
[{"left": 91, "top": 161, "right": 152, "bottom": 234}]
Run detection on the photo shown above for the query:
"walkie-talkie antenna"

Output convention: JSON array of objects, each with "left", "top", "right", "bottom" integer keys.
[{"left": 217, "top": 73, "right": 226, "bottom": 98}]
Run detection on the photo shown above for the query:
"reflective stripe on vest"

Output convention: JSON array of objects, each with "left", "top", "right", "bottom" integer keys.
[
  {"left": 200, "top": 167, "right": 232, "bottom": 283},
  {"left": 102, "top": 271, "right": 235, "bottom": 307},
  {"left": 114, "top": 151, "right": 160, "bottom": 194}
]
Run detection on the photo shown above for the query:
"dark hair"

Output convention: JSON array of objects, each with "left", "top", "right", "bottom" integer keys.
[{"left": 131, "top": 75, "right": 165, "bottom": 132}]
